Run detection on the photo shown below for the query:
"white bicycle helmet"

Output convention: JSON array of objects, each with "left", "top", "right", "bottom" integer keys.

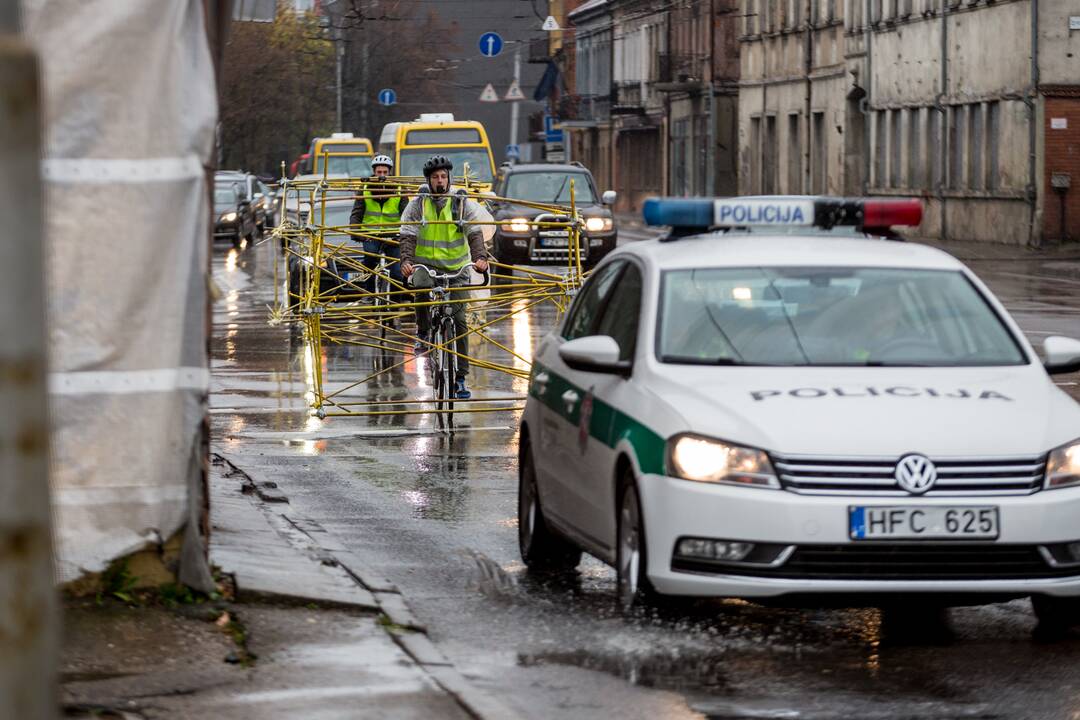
[{"left": 371, "top": 154, "right": 394, "bottom": 172}]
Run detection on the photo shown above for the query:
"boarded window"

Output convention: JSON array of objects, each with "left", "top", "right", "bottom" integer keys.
[
  {"left": 908, "top": 108, "right": 921, "bottom": 188},
  {"left": 949, "top": 106, "right": 964, "bottom": 190},
  {"left": 928, "top": 108, "right": 942, "bottom": 189},
  {"left": 812, "top": 111, "right": 827, "bottom": 194},
  {"left": 750, "top": 116, "right": 762, "bottom": 192},
  {"left": 787, "top": 113, "right": 802, "bottom": 193},
  {"left": 874, "top": 111, "right": 886, "bottom": 187},
  {"left": 968, "top": 103, "right": 983, "bottom": 190},
  {"left": 764, "top": 115, "right": 778, "bottom": 193},
  {"left": 890, "top": 109, "right": 902, "bottom": 188},
  {"left": 986, "top": 101, "right": 1000, "bottom": 190}
]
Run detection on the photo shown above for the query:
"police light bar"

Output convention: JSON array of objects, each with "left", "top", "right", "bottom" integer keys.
[{"left": 642, "top": 196, "right": 923, "bottom": 234}]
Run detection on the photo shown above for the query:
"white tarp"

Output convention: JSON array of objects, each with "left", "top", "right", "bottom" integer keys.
[{"left": 22, "top": 0, "right": 216, "bottom": 587}]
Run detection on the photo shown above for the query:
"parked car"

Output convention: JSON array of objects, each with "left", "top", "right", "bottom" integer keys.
[
  {"left": 212, "top": 182, "right": 256, "bottom": 246},
  {"left": 489, "top": 162, "right": 617, "bottom": 268}
]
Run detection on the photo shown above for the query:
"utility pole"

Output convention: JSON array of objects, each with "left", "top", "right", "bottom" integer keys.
[
  {"left": 510, "top": 46, "right": 521, "bottom": 158},
  {"left": 335, "top": 27, "right": 344, "bottom": 131}
]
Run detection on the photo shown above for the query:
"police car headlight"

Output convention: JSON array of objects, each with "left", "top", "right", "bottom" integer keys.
[
  {"left": 505, "top": 217, "right": 531, "bottom": 234},
  {"left": 584, "top": 216, "right": 613, "bottom": 233},
  {"left": 667, "top": 434, "right": 779, "bottom": 488},
  {"left": 1046, "top": 440, "right": 1080, "bottom": 489}
]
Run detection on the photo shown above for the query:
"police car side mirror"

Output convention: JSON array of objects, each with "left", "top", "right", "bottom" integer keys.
[
  {"left": 559, "top": 335, "right": 630, "bottom": 376},
  {"left": 1044, "top": 336, "right": 1080, "bottom": 375},
  {"left": 602, "top": 190, "right": 617, "bottom": 206}
]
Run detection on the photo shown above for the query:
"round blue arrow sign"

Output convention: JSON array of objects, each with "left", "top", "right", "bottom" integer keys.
[
  {"left": 478, "top": 32, "right": 503, "bottom": 58},
  {"left": 378, "top": 88, "right": 396, "bottom": 106}
]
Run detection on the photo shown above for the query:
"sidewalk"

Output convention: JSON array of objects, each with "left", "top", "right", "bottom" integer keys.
[{"left": 60, "top": 454, "right": 520, "bottom": 720}]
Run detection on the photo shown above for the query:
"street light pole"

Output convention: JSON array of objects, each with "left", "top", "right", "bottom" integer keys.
[{"left": 510, "top": 46, "right": 521, "bottom": 160}]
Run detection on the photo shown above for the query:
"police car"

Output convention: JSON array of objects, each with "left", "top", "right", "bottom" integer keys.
[{"left": 517, "top": 195, "right": 1080, "bottom": 627}]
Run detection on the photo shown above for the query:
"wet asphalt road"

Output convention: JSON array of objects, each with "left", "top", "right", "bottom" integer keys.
[{"left": 212, "top": 230, "right": 1080, "bottom": 720}]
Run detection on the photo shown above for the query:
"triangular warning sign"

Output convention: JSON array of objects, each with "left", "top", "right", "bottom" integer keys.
[
  {"left": 479, "top": 83, "right": 499, "bottom": 103},
  {"left": 504, "top": 80, "right": 525, "bottom": 101},
  {"left": 542, "top": 15, "right": 560, "bottom": 31}
]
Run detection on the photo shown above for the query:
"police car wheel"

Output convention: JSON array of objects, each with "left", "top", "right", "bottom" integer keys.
[
  {"left": 518, "top": 443, "right": 581, "bottom": 572},
  {"left": 616, "top": 477, "right": 656, "bottom": 613},
  {"left": 1032, "top": 595, "right": 1080, "bottom": 635}
]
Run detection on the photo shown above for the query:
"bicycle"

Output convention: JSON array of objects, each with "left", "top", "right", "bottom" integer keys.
[{"left": 411, "top": 262, "right": 489, "bottom": 430}]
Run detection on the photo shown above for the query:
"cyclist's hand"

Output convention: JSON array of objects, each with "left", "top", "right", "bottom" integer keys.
[
  {"left": 402, "top": 262, "right": 414, "bottom": 278},
  {"left": 474, "top": 258, "right": 489, "bottom": 273}
]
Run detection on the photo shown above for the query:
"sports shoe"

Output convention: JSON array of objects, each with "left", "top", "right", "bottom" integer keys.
[{"left": 454, "top": 378, "right": 471, "bottom": 400}]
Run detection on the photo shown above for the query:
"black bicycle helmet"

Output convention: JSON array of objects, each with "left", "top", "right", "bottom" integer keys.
[{"left": 422, "top": 155, "right": 453, "bottom": 178}]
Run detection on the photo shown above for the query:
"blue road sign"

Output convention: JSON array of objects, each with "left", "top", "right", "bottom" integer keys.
[
  {"left": 378, "top": 88, "right": 396, "bottom": 106},
  {"left": 543, "top": 114, "right": 563, "bottom": 143},
  {"left": 478, "top": 32, "right": 503, "bottom": 58},
  {"left": 506, "top": 144, "right": 520, "bottom": 159}
]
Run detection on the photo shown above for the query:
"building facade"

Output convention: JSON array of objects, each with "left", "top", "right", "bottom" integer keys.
[{"left": 739, "top": 0, "right": 1080, "bottom": 244}]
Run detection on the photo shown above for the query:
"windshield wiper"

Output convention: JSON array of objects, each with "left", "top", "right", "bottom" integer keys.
[
  {"left": 550, "top": 174, "right": 569, "bottom": 203},
  {"left": 660, "top": 355, "right": 743, "bottom": 365}
]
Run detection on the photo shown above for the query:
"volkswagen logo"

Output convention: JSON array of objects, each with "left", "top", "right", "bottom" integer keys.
[{"left": 895, "top": 454, "right": 937, "bottom": 495}]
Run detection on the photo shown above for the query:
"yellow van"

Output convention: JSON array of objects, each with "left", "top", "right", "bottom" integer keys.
[
  {"left": 310, "top": 133, "right": 374, "bottom": 176},
  {"left": 378, "top": 114, "right": 496, "bottom": 189}
]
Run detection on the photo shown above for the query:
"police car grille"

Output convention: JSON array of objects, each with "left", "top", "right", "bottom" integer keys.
[
  {"left": 773, "top": 454, "right": 1046, "bottom": 497},
  {"left": 675, "top": 544, "right": 1074, "bottom": 581}
]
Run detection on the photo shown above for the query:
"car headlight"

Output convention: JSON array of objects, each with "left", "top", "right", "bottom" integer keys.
[
  {"left": 1046, "top": 440, "right": 1080, "bottom": 489},
  {"left": 505, "top": 217, "right": 531, "bottom": 233},
  {"left": 221, "top": 212, "right": 237, "bottom": 222},
  {"left": 667, "top": 434, "right": 779, "bottom": 488},
  {"left": 584, "top": 216, "right": 613, "bottom": 233}
]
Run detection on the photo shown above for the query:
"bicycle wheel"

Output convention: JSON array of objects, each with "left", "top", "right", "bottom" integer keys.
[
  {"left": 429, "top": 316, "right": 445, "bottom": 430},
  {"left": 439, "top": 315, "right": 456, "bottom": 431}
]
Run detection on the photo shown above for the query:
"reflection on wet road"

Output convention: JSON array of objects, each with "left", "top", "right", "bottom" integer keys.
[{"left": 212, "top": 239, "right": 1080, "bottom": 719}]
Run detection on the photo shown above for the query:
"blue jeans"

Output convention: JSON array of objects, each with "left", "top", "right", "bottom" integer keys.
[{"left": 362, "top": 238, "right": 402, "bottom": 291}]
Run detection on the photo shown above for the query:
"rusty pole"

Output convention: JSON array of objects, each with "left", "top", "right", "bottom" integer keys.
[{"left": 0, "top": 19, "right": 59, "bottom": 720}]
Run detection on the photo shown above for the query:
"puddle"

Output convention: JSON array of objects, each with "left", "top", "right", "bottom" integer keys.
[{"left": 519, "top": 645, "right": 728, "bottom": 691}]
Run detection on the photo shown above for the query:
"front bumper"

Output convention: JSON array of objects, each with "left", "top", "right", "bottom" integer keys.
[
  {"left": 494, "top": 231, "right": 617, "bottom": 265},
  {"left": 637, "top": 473, "right": 1080, "bottom": 598}
]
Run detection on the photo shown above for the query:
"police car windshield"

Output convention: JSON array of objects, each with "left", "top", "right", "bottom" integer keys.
[{"left": 657, "top": 267, "right": 1027, "bottom": 367}]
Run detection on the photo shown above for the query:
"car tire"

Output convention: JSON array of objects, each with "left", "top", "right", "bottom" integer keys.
[
  {"left": 616, "top": 473, "right": 660, "bottom": 613},
  {"left": 518, "top": 442, "right": 581, "bottom": 572},
  {"left": 1032, "top": 595, "right": 1080, "bottom": 635}
]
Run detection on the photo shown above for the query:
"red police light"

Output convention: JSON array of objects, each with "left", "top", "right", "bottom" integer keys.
[{"left": 862, "top": 199, "right": 923, "bottom": 229}]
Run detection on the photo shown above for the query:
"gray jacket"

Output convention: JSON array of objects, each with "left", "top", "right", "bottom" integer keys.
[{"left": 398, "top": 187, "right": 487, "bottom": 265}]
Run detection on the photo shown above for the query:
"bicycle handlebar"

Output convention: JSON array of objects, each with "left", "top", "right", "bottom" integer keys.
[{"left": 411, "top": 262, "right": 490, "bottom": 289}]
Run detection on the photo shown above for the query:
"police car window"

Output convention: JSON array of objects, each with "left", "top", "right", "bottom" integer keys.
[
  {"left": 657, "top": 267, "right": 1026, "bottom": 366},
  {"left": 563, "top": 262, "right": 625, "bottom": 341},
  {"left": 593, "top": 263, "right": 642, "bottom": 361}
]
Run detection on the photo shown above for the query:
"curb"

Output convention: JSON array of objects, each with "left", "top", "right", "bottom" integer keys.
[{"left": 213, "top": 452, "right": 524, "bottom": 720}]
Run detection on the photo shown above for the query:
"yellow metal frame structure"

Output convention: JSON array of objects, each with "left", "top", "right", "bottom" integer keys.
[{"left": 267, "top": 163, "right": 590, "bottom": 420}]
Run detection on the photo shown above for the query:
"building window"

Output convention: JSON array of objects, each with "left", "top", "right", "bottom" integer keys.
[
  {"left": 890, "top": 109, "right": 902, "bottom": 188},
  {"left": 968, "top": 103, "right": 983, "bottom": 190},
  {"left": 874, "top": 111, "right": 886, "bottom": 188},
  {"left": 788, "top": 113, "right": 802, "bottom": 193},
  {"left": 986, "top": 101, "right": 1000, "bottom": 190},
  {"left": 928, "top": 108, "right": 942, "bottom": 189},
  {"left": 948, "top": 105, "right": 964, "bottom": 190},
  {"left": 812, "top": 111, "right": 827, "bottom": 194},
  {"left": 750, "top": 116, "right": 762, "bottom": 192},
  {"left": 908, "top": 108, "right": 921, "bottom": 189},
  {"left": 764, "top": 115, "right": 778, "bottom": 194}
]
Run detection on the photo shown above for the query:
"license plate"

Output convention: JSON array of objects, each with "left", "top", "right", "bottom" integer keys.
[
  {"left": 539, "top": 237, "right": 568, "bottom": 247},
  {"left": 849, "top": 506, "right": 999, "bottom": 540}
]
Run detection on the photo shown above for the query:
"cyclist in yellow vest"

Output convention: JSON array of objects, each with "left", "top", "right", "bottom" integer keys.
[
  {"left": 349, "top": 154, "right": 403, "bottom": 292},
  {"left": 399, "top": 155, "right": 490, "bottom": 399}
]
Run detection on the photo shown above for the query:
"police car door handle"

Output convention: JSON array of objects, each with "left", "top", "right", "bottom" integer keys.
[
  {"left": 534, "top": 371, "right": 550, "bottom": 393},
  {"left": 561, "top": 389, "right": 579, "bottom": 412}
]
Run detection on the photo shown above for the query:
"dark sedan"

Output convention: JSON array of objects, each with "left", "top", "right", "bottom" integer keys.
[
  {"left": 213, "top": 184, "right": 256, "bottom": 246},
  {"left": 490, "top": 163, "right": 617, "bottom": 267}
]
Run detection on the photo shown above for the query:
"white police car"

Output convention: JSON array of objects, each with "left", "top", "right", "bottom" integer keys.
[{"left": 517, "top": 195, "right": 1080, "bottom": 627}]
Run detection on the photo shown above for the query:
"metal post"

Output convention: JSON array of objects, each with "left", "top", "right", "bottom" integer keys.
[
  {"left": 335, "top": 29, "right": 344, "bottom": 131},
  {"left": 0, "top": 26, "right": 58, "bottom": 720},
  {"left": 510, "top": 46, "right": 521, "bottom": 160}
]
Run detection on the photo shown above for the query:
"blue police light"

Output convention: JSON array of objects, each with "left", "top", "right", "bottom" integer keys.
[{"left": 644, "top": 197, "right": 816, "bottom": 229}]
